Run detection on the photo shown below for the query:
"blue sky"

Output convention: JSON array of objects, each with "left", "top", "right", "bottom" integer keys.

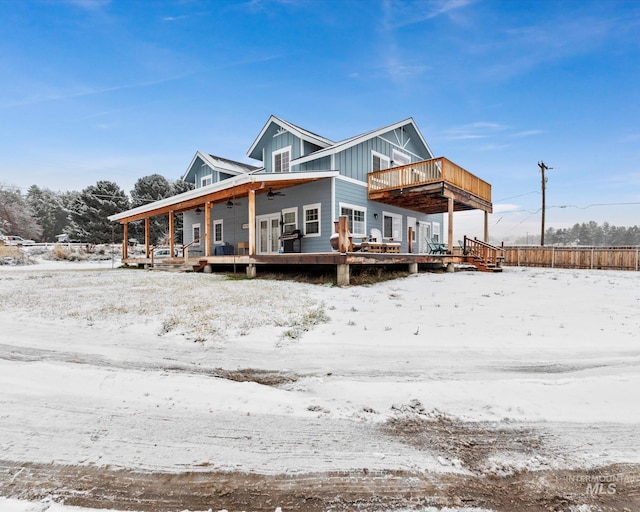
[{"left": 1, "top": 0, "right": 639, "bottom": 240}]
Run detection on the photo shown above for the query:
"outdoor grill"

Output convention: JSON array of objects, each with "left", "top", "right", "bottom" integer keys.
[{"left": 279, "top": 229, "right": 303, "bottom": 253}]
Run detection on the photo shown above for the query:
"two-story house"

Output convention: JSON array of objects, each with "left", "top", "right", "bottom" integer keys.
[{"left": 109, "top": 115, "right": 494, "bottom": 278}]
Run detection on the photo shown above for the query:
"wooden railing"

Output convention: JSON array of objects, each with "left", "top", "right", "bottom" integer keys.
[
  {"left": 464, "top": 236, "right": 504, "bottom": 267},
  {"left": 368, "top": 157, "right": 492, "bottom": 204},
  {"left": 183, "top": 234, "right": 207, "bottom": 261}
]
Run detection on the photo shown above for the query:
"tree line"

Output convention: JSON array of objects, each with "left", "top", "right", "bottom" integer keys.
[
  {"left": 0, "top": 175, "right": 194, "bottom": 245},
  {"left": 513, "top": 221, "right": 640, "bottom": 246}
]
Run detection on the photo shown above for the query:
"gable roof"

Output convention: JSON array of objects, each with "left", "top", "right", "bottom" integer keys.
[
  {"left": 291, "top": 118, "right": 434, "bottom": 167},
  {"left": 247, "top": 115, "right": 334, "bottom": 160},
  {"left": 182, "top": 151, "right": 260, "bottom": 182}
]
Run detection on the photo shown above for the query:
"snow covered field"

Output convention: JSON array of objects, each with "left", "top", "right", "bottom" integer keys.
[{"left": 1, "top": 258, "right": 639, "bottom": 511}]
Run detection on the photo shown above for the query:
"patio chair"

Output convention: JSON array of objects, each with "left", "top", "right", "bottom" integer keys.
[{"left": 426, "top": 238, "right": 447, "bottom": 255}]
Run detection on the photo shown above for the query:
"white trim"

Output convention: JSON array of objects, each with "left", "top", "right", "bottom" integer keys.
[
  {"left": 248, "top": 115, "right": 333, "bottom": 160},
  {"left": 291, "top": 118, "right": 433, "bottom": 167},
  {"left": 335, "top": 174, "right": 367, "bottom": 187},
  {"left": 382, "top": 211, "right": 402, "bottom": 241},
  {"left": 182, "top": 151, "right": 258, "bottom": 181},
  {"left": 192, "top": 223, "right": 201, "bottom": 247},
  {"left": 281, "top": 206, "right": 298, "bottom": 233},
  {"left": 200, "top": 173, "right": 213, "bottom": 187},
  {"left": 378, "top": 137, "right": 423, "bottom": 161},
  {"left": 331, "top": 177, "right": 336, "bottom": 223},
  {"left": 272, "top": 146, "right": 291, "bottom": 173},
  {"left": 339, "top": 202, "right": 367, "bottom": 238},
  {"left": 432, "top": 221, "right": 441, "bottom": 242},
  {"left": 372, "top": 150, "right": 390, "bottom": 172},
  {"left": 213, "top": 219, "right": 223, "bottom": 244},
  {"left": 303, "top": 203, "right": 321, "bottom": 237},
  {"left": 108, "top": 170, "right": 340, "bottom": 221},
  {"left": 392, "top": 148, "right": 411, "bottom": 166}
]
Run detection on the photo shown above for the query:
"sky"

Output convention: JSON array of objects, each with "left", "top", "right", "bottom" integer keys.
[{"left": 0, "top": 0, "right": 639, "bottom": 241}]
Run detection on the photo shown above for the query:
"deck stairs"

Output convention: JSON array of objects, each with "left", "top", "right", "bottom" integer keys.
[{"left": 462, "top": 237, "right": 504, "bottom": 273}]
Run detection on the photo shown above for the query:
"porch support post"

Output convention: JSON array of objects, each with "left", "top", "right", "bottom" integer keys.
[
  {"left": 447, "top": 197, "right": 454, "bottom": 254},
  {"left": 122, "top": 223, "right": 128, "bottom": 260},
  {"left": 168, "top": 211, "right": 175, "bottom": 257},
  {"left": 484, "top": 210, "right": 489, "bottom": 243},
  {"left": 338, "top": 215, "right": 349, "bottom": 253},
  {"left": 144, "top": 217, "right": 150, "bottom": 257},
  {"left": 248, "top": 189, "right": 256, "bottom": 256},
  {"left": 337, "top": 264, "right": 350, "bottom": 286},
  {"left": 408, "top": 262, "right": 418, "bottom": 274},
  {"left": 204, "top": 202, "right": 211, "bottom": 257}
]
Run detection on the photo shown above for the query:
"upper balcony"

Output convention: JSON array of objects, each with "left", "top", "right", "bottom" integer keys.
[{"left": 367, "top": 157, "right": 492, "bottom": 215}]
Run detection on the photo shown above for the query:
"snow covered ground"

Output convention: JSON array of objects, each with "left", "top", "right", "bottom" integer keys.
[{"left": 1, "top": 255, "right": 639, "bottom": 511}]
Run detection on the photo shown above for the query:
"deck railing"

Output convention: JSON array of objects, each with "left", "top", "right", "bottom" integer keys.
[
  {"left": 464, "top": 236, "right": 504, "bottom": 267},
  {"left": 368, "top": 157, "right": 492, "bottom": 204}
]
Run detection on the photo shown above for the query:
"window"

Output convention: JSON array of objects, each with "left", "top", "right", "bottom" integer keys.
[
  {"left": 392, "top": 149, "right": 411, "bottom": 167},
  {"left": 213, "top": 219, "right": 223, "bottom": 244},
  {"left": 382, "top": 211, "right": 402, "bottom": 240},
  {"left": 201, "top": 174, "right": 213, "bottom": 187},
  {"left": 340, "top": 203, "right": 366, "bottom": 237},
  {"left": 273, "top": 146, "right": 291, "bottom": 173},
  {"left": 192, "top": 223, "right": 201, "bottom": 247},
  {"left": 372, "top": 151, "right": 390, "bottom": 172},
  {"left": 282, "top": 207, "right": 297, "bottom": 233},
  {"left": 432, "top": 222, "right": 441, "bottom": 242},
  {"left": 303, "top": 203, "right": 321, "bottom": 237}
]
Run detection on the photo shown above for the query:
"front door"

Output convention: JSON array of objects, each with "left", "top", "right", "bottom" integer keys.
[
  {"left": 417, "top": 222, "right": 431, "bottom": 253},
  {"left": 257, "top": 213, "right": 281, "bottom": 254}
]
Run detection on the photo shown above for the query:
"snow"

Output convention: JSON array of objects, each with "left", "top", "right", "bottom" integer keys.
[{"left": 1, "top": 256, "right": 639, "bottom": 511}]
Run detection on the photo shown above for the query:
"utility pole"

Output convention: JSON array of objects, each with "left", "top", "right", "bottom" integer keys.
[{"left": 538, "top": 161, "right": 552, "bottom": 246}]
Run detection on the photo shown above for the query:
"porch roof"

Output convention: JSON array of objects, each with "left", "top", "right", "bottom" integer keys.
[{"left": 108, "top": 170, "right": 340, "bottom": 224}]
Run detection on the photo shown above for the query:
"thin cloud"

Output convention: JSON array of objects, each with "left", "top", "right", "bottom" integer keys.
[
  {"left": 1, "top": 75, "right": 189, "bottom": 109},
  {"left": 511, "top": 130, "right": 543, "bottom": 138},
  {"left": 382, "top": 0, "right": 476, "bottom": 30},
  {"left": 64, "top": 0, "right": 111, "bottom": 10}
]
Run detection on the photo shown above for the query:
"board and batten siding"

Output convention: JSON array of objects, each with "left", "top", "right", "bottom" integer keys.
[{"left": 334, "top": 129, "right": 432, "bottom": 183}]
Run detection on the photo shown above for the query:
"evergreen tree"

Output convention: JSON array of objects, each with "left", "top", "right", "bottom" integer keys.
[
  {"left": 68, "top": 181, "right": 130, "bottom": 243},
  {"left": 26, "top": 185, "right": 69, "bottom": 242}
]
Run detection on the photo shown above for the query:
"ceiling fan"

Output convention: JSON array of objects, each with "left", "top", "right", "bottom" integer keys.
[{"left": 267, "top": 187, "right": 285, "bottom": 200}]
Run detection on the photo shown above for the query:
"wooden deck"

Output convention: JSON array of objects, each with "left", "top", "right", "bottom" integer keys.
[
  {"left": 123, "top": 245, "right": 503, "bottom": 285},
  {"left": 367, "top": 157, "right": 493, "bottom": 214}
]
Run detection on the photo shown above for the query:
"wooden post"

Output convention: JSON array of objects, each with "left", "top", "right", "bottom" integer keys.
[
  {"left": 144, "top": 217, "right": 150, "bottom": 257},
  {"left": 408, "top": 226, "right": 413, "bottom": 253},
  {"left": 168, "top": 211, "right": 175, "bottom": 258},
  {"left": 338, "top": 215, "right": 349, "bottom": 253},
  {"left": 122, "top": 223, "right": 128, "bottom": 260},
  {"left": 204, "top": 202, "right": 211, "bottom": 257},
  {"left": 447, "top": 197, "right": 454, "bottom": 254},
  {"left": 248, "top": 189, "right": 256, "bottom": 256},
  {"left": 484, "top": 210, "right": 489, "bottom": 243}
]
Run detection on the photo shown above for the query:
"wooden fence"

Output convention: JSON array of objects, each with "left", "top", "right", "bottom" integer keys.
[{"left": 502, "top": 245, "right": 640, "bottom": 271}]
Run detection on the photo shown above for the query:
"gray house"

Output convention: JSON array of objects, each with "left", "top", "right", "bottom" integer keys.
[{"left": 109, "top": 115, "right": 495, "bottom": 279}]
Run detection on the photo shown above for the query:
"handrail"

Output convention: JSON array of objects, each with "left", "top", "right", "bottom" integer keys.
[
  {"left": 464, "top": 236, "right": 504, "bottom": 266},
  {"left": 183, "top": 234, "right": 208, "bottom": 261},
  {"left": 368, "top": 157, "right": 492, "bottom": 204}
]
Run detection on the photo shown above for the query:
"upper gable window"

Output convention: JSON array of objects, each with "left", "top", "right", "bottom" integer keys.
[
  {"left": 201, "top": 174, "right": 213, "bottom": 187},
  {"left": 392, "top": 149, "right": 411, "bottom": 167},
  {"left": 273, "top": 146, "right": 291, "bottom": 173},
  {"left": 372, "top": 151, "right": 390, "bottom": 172}
]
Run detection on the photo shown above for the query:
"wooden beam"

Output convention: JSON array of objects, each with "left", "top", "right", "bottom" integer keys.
[
  {"left": 484, "top": 210, "right": 489, "bottom": 243},
  {"left": 144, "top": 217, "right": 150, "bottom": 257},
  {"left": 338, "top": 215, "right": 349, "bottom": 253},
  {"left": 448, "top": 196, "right": 454, "bottom": 254},
  {"left": 168, "top": 211, "right": 175, "bottom": 257},
  {"left": 248, "top": 189, "right": 256, "bottom": 256},
  {"left": 122, "top": 223, "right": 128, "bottom": 260},
  {"left": 204, "top": 201, "right": 211, "bottom": 257},
  {"left": 408, "top": 226, "right": 414, "bottom": 253}
]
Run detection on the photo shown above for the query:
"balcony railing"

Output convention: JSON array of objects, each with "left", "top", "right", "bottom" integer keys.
[{"left": 368, "top": 157, "right": 492, "bottom": 205}]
